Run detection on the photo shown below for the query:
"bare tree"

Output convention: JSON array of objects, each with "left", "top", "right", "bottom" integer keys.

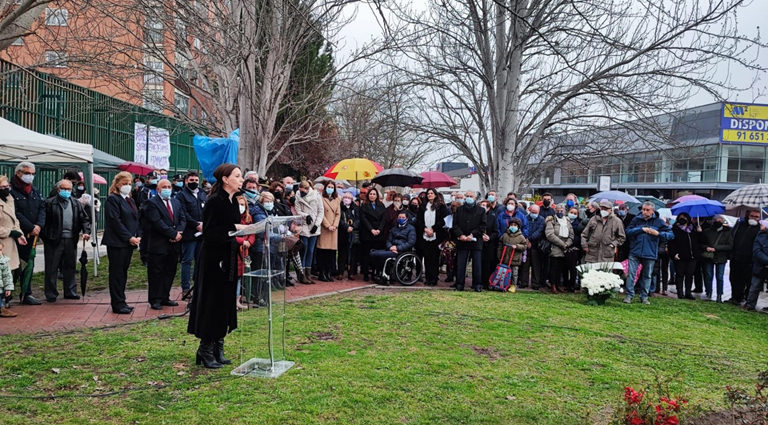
[
  {"left": 386, "top": 0, "right": 766, "bottom": 193},
  {"left": 0, "top": 0, "right": 52, "bottom": 51}
]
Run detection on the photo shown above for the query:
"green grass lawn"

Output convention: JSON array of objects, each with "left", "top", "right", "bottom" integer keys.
[{"left": 1, "top": 290, "right": 767, "bottom": 424}]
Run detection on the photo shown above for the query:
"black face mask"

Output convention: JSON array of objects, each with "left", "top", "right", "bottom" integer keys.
[
  {"left": 713, "top": 222, "right": 723, "bottom": 229},
  {"left": 542, "top": 200, "right": 551, "bottom": 207},
  {"left": 187, "top": 182, "right": 199, "bottom": 191},
  {"left": 556, "top": 212, "right": 563, "bottom": 218},
  {"left": 0, "top": 187, "right": 9, "bottom": 200},
  {"left": 272, "top": 191, "right": 283, "bottom": 200},
  {"left": 678, "top": 218, "right": 687, "bottom": 225},
  {"left": 287, "top": 195, "right": 296, "bottom": 204}
]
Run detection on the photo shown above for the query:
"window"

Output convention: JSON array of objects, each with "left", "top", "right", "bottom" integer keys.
[
  {"left": 144, "top": 57, "right": 164, "bottom": 84},
  {"left": 174, "top": 92, "right": 189, "bottom": 115},
  {"left": 193, "top": 37, "right": 201, "bottom": 50},
  {"left": 174, "top": 18, "right": 187, "bottom": 44},
  {"left": 11, "top": 37, "right": 23, "bottom": 46},
  {"left": 143, "top": 85, "right": 164, "bottom": 112},
  {"left": 45, "top": 8, "right": 68, "bottom": 26},
  {"left": 44, "top": 51, "right": 67, "bottom": 68},
  {"left": 145, "top": 16, "right": 163, "bottom": 44}
]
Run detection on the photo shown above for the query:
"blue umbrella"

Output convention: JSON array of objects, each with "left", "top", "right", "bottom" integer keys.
[
  {"left": 670, "top": 199, "right": 725, "bottom": 218},
  {"left": 588, "top": 190, "right": 640, "bottom": 204}
]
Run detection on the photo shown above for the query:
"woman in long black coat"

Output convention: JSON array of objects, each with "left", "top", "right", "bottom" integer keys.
[
  {"left": 187, "top": 163, "right": 245, "bottom": 369},
  {"left": 358, "top": 188, "right": 386, "bottom": 281},
  {"left": 417, "top": 188, "right": 449, "bottom": 286}
]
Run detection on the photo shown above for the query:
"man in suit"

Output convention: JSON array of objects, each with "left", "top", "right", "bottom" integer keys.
[
  {"left": 41, "top": 179, "right": 91, "bottom": 302},
  {"left": 175, "top": 171, "right": 206, "bottom": 297},
  {"left": 451, "top": 191, "right": 487, "bottom": 292},
  {"left": 142, "top": 179, "right": 186, "bottom": 310}
]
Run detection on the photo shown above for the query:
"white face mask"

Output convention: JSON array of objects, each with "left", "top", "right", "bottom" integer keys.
[
  {"left": 506, "top": 204, "right": 515, "bottom": 212},
  {"left": 748, "top": 219, "right": 758, "bottom": 226},
  {"left": 394, "top": 201, "right": 402, "bottom": 209},
  {"left": 20, "top": 174, "right": 35, "bottom": 184},
  {"left": 120, "top": 184, "right": 132, "bottom": 196},
  {"left": 239, "top": 205, "right": 246, "bottom": 214},
  {"left": 600, "top": 210, "right": 610, "bottom": 218}
]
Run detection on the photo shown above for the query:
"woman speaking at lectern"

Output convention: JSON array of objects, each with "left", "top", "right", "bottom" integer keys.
[{"left": 187, "top": 163, "right": 245, "bottom": 369}]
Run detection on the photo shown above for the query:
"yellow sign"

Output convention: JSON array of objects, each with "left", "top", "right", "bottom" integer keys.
[{"left": 721, "top": 102, "right": 768, "bottom": 144}]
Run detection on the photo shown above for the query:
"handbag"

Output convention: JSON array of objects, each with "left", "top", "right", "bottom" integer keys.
[
  {"left": 538, "top": 238, "right": 552, "bottom": 256},
  {"left": 489, "top": 246, "right": 516, "bottom": 292}
]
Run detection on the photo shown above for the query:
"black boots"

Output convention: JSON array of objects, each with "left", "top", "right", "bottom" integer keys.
[
  {"left": 214, "top": 338, "right": 231, "bottom": 365},
  {"left": 196, "top": 339, "right": 223, "bottom": 369}
]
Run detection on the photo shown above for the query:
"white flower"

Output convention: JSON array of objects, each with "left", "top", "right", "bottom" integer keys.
[{"left": 579, "top": 270, "right": 623, "bottom": 296}]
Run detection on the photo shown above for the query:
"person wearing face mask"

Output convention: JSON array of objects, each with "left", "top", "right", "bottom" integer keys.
[
  {"left": 369, "top": 211, "right": 416, "bottom": 284},
  {"left": 538, "top": 193, "right": 555, "bottom": 220},
  {"left": 102, "top": 172, "right": 142, "bottom": 314},
  {"left": 497, "top": 217, "right": 527, "bottom": 293},
  {"left": 0, "top": 175, "right": 27, "bottom": 310},
  {"left": 9, "top": 161, "right": 45, "bottom": 306},
  {"left": 622, "top": 202, "right": 673, "bottom": 305},
  {"left": 699, "top": 215, "right": 733, "bottom": 303},
  {"left": 496, "top": 198, "right": 529, "bottom": 239},
  {"left": 233, "top": 196, "right": 256, "bottom": 310},
  {"left": 544, "top": 204, "right": 574, "bottom": 293},
  {"left": 615, "top": 204, "right": 634, "bottom": 262},
  {"left": 359, "top": 188, "right": 387, "bottom": 281},
  {"left": 136, "top": 171, "right": 160, "bottom": 209},
  {"left": 171, "top": 174, "right": 185, "bottom": 198},
  {"left": 520, "top": 203, "right": 544, "bottom": 290},
  {"left": 417, "top": 188, "right": 449, "bottom": 286},
  {"left": 295, "top": 180, "right": 324, "bottom": 282},
  {"left": 40, "top": 179, "right": 91, "bottom": 302},
  {"left": 385, "top": 194, "right": 409, "bottom": 237},
  {"left": 727, "top": 209, "right": 761, "bottom": 304},
  {"left": 564, "top": 207, "right": 585, "bottom": 291},
  {"left": 315, "top": 182, "right": 341, "bottom": 282},
  {"left": 581, "top": 199, "right": 626, "bottom": 264},
  {"left": 176, "top": 171, "right": 207, "bottom": 298},
  {"left": 268, "top": 182, "right": 290, "bottom": 216},
  {"left": 141, "top": 179, "right": 186, "bottom": 310},
  {"left": 668, "top": 212, "right": 698, "bottom": 300},
  {"left": 338, "top": 192, "right": 359, "bottom": 279},
  {"left": 451, "top": 191, "right": 486, "bottom": 292}
]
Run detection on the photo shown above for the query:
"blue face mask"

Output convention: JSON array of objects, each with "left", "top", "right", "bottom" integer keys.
[
  {"left": 150, "top": 179, "right": 158, "bottom": 185},
  {"left": 245, "top": 190, "right": 258, "bottom": 199},
  {"left": 556, "top": 212, "right": 564, "bottom": 218},
  {"left": 326, "top": 187, "right": 334, "bottom": 196},
  {"left": 175, "top": 181, "right": 183, "bottom": 187},
  {"left": 397, "top": 218, "right": 407, "bottom": 226},
  {"left": 263, "top": 202, "right": 274, "bottom": 211},
  {"left": 509, "top": 226, "right": 518, "bottom": 233},
  {"left": 618, "top": 210, "right": 627, "bottom": 217},
  {"left": 669, "top": 218, "right": 676, "bottom": 226},
  {"left": 59, "top": 190, "right": 72, "bottom": 200},
  {"left": 568, "top": 213, "right": 577, "bottom": 220},
  {"left": 160, "top": 188, "right": 173, "bottom": 199},
  {"left": 457, "top": 198, "right": 465, "bottom": 205},
  {"left": 566, "top": 200, "right": 575, "bottom": 208},
  {"left": 487, "top": 195, "right": 495, "bottom": 203},
  {"left": 464, "top": 197, "right": 475, "bottom": 206},
  {"left": 530, "top": 213, "right": 539, "bottom": 220},
  {"left": 135, "top": 182, "right": 143, "bottom": 188}
]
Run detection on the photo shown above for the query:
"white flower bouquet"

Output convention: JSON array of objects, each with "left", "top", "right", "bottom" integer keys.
[{"left": 579, "top": 269, "right": 623, "bottom": 305}]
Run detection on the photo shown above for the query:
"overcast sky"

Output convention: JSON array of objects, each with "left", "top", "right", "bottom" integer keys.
[{"left": 332, "top": 0, "right": 768, "bottom": 106}]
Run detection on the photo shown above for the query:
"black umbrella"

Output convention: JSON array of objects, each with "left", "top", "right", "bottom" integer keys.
[
  {"left": 371, "top": 168, "right": 423, "bottom": 187},
  {"left": 79, "top": 240, "right": 88, "bottom": 297}
]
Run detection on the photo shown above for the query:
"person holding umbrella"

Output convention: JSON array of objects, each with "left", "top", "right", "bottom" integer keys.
[
  {"left": 700, "top": 215, "right": 733, "bottom": 303},
  {"left": 728, "top": 210, "right": 761, "bottom": 304},
  {"left": 9, "top": 161, "right": 44, "bottom": 306},
  {"left": 40, "top": 179, "right": 91, "bottom": 302}
]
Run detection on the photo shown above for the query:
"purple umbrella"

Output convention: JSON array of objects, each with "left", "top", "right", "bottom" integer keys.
[{"left": 673, "top": 194, "right": 707, "bottom": 204}]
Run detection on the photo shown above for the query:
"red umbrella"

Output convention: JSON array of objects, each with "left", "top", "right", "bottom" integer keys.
[
  {"left": 412, "top": 171, "right": 458, "bottom": 188},
  {"left": 118, "top": 161, "right": 155, "bottom": 175}
]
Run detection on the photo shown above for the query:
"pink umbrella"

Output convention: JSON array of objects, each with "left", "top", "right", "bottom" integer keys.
[
  {"left": 78, "top": 172, "right": 107, "bottom": 185},
  {"left": 412, "top": 171, "right": 458, "bottom": 188},
  {"left": 673, "top": 194, "right": 707, "bottom": 203}
]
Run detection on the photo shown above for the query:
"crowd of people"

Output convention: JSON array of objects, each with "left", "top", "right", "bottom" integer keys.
[{"left": 1, "top": 161, "right": 767, "bottom": 321}]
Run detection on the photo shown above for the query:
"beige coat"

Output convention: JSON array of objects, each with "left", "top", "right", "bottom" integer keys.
[
  {"left": 581, "top": 214, "right": 626, "bottom": 263},
  {"left": 545, "top": 216, "right": 574, "bottom": 258},
  {"left": 317, "top": 196, "right": 341, "bottom": 250},
  {"left": 0, "top": 196, "right": 23, "bottom": 270}
]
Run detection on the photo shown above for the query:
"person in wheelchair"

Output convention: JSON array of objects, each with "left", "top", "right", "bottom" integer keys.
[{"left": 369, "top": 212, "right": 416, "bottom": 284}]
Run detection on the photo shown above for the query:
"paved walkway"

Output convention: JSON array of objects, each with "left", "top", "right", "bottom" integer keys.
[{"left": 0, "top": 280, "right": 376, "bottom": 335}]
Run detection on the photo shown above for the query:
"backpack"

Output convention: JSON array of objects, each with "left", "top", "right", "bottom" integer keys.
[{"left": 489, "top": 246, "right": 516, "bottom": 292}]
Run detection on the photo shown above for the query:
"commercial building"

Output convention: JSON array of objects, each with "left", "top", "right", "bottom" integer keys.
[{"left": 531, "top": 101, "right": 768, "bottom": 201}]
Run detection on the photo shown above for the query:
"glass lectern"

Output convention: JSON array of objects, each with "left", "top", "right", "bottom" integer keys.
[{"left": 229, "top": 215, "right": 303, "bottom": 378}]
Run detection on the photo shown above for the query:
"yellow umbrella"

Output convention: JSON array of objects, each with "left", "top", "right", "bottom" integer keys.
[{"left": 323, "top": 158, "right": 383, "bottom": 181}]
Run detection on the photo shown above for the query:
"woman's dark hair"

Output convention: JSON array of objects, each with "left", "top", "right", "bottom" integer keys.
[
  {"left": 504, "top": 197, "right": 517, "bottom": 207},
  {"left": 676, "top": 212, "right": 692, "bottom": 223},
  {"left": 425, "top": 188, "right": 444, "bottom": 211},
  {"left": 323, "top": 181, "right": 337, "bottom": 200},
  {"left": 210, "top": 163, "right": 240, "bottom": 194},
  {"left": 366, "top": 188, "right": 382, "bottom": 206}
]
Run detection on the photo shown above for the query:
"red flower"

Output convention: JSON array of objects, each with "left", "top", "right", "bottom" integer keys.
[
  {"left": 629, "top": 417, "right": 645, "bottom": 425},
  {"left": 664, "top": 415, "right": 679, "bottom": 425},
  {"left": 624, "top": 387, "right": 644, "bottom": 405}
]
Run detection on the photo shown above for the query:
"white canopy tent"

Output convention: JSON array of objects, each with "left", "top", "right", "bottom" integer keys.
[{"left": 0, "top": 117, "right": 100, "bottom": 275}]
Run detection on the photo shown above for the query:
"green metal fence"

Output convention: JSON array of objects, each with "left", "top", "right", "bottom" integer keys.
[{"left": 0, "top": 59, "right": 201, "bottom": 228}]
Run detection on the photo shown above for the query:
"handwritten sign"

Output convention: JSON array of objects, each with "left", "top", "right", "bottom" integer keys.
[{"left": 134, "top": 123, "right": 171, "bottom": 170}]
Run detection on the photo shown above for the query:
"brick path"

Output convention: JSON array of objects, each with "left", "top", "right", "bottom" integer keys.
[{"left": 0, "top": 280, "right": 377, "bottom": 335}]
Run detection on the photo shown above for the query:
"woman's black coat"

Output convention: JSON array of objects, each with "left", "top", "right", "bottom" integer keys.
[
  {"left": 187, "top": 190, "right": 240, "bottom": 340},
  {"left": 358, "top": 202, "right": 386, "bottom": 243}
]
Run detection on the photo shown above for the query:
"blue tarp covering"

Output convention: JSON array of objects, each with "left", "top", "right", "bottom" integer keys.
[{"left": 193, "top": 129, "right": 239, "bottom": 182}]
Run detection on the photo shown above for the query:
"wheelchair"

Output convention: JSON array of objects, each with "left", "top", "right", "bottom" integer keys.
[{"left": 379, "top": 251, "right": 424, "bottom": 286}]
